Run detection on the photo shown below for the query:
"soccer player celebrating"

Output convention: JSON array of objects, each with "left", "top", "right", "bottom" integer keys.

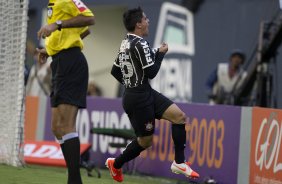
[
  {"left": 107, "top": 7, "right": 199, "bottom": 182},
  {"left": 36, "top": 0, "right": 94, "bottom": 184}
]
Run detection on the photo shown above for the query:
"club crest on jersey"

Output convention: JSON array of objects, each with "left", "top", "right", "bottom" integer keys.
[
  {"left": 145, "top": 122, "right": 154, "bottom": 131},
  {"left": 47, "top": 7, "right": 53, "bottom": 18}
]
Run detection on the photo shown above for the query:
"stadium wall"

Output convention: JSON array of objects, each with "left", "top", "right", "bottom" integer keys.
[
  {"left": 24, "top": 96, "right": 282, "bottom": 183},
  {"left": 28, "top": 0, "right": 282, "bottom": 108}
]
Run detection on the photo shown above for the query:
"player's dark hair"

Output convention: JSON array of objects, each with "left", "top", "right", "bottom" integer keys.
[{"left": 123, "top": 7, "right": 143, "bottom": 32}]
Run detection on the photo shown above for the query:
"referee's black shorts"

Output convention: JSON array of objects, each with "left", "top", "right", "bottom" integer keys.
[
  {"left": 122, "top": 83, "right": 173, "bottom": 137},
  {"left": 50, "top": 47, "right": 89, "bottom": 108}
]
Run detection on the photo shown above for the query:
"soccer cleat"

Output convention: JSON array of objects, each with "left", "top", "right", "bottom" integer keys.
[
  {"left": 171, "top": 161, "right": 200, "bottom": 179},
  {"left": 105, "top": 158, "right": 123, "bottom": 182}
]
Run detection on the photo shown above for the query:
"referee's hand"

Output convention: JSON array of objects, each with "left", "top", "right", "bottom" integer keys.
[
  {"left": 159, "top": 42, "right": 168, "bottom": 54},
  {"left": 36, "top": 48, "right": 49, "bottom": 64},
  {"left": 37, "top": 23, "right": 57, "bottom": 39}
]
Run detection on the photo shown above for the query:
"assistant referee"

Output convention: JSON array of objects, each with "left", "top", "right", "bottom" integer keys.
[{"left": 37, "top": 0, "right": 95, "bottom": 184}]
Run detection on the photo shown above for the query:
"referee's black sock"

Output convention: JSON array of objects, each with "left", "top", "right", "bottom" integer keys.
[
  {"left": 172, "top": 124, "right": 186, "bottom": 164},
  {"left": 62, "top": 133, "right": 82, "bottom": 184},
  {"left": 113, "top": 139, "right": 145, "bottom": 169}
]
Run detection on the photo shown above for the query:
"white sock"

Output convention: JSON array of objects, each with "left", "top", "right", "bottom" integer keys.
[{"left": 62, "top": 132, "right": 79, "bottom": 142}]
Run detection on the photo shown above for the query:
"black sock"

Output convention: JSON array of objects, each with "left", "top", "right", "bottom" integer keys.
[
  {"left": 113, "top": 139, "right": 145, "bottom": 169},
  {"left": 63, "top": 137, "right": 82, "bottom": 184},
  {"left": 172, "top": 124, "right": 186, "bottom": 164}
]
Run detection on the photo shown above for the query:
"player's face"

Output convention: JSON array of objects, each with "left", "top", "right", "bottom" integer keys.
[{"left": 140, "top": 12, "right": 150, "bottom": 36}]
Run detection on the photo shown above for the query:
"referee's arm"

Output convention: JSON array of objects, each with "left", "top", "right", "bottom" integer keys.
[
  {"left": 37, "top": 15, "right": 95, "bottom": 39},
  {"left": 60, "top": 15, "right": 95, "bottom": 29}
]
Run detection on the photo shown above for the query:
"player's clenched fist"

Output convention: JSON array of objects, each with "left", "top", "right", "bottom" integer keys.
[{"left": 159, "top": 42, "right": 168, "bottom": 53}]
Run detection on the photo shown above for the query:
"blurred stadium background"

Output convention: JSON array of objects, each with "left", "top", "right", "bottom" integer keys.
[{"left": 1, "top": 0, "right": 282, "bottom": 184}]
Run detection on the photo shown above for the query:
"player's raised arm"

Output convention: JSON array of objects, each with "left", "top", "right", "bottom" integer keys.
[{"left": 135, "top": 40, "right": 167, "bottom": 79}]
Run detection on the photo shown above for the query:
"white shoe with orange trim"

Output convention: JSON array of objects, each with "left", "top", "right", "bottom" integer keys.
[{"left": 171, "top": 161, "right": 200, "bottom": 179}]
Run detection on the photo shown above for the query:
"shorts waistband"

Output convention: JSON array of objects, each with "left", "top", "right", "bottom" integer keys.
[{"left": 52, "top": 47, "right": 81, "bottom": 60}]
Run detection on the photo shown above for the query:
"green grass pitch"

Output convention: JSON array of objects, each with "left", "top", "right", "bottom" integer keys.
[{"left": 0, "top": 164, "right": 193, "bottom": 184}]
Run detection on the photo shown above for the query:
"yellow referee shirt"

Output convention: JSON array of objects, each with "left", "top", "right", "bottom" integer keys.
[{"left": 45, "top": 0, "right": 94, "bottom": 56}]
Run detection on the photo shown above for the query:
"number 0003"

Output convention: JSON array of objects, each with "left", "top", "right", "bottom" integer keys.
[{"left": 188, "top": 118, "right": 224, "bottom": 168}]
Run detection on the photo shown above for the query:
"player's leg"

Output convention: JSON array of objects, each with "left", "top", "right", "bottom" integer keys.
[
  {"left": 162, "top": 104, "right": 186, "bottom": 162},
  {"left": 106, "top": 105, "right": 155, "bottom": 182},
  {"left": 152, "top": 89, "right": 186, "bottom": 164},
  {"left": 152, "top": 89, "right": 199, "bottom": 178},
  {"left": 162, "top": 104, "right": 199, "bottom": 178},
  {"left": 52, "top": 104, "right": 82, "bottom": 184},
  {"left": 113, "top": 135, "right": 153, "bottom": 168},
  {"left": 161, "top": 105, "right": 199, "bottom": 178},
  {"left": 106, "top": 135, "right": 152, "bottom": 182}
]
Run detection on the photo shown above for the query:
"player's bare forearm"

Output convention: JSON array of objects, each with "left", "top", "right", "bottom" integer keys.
[
  {"left": 37, "top": 15, "right": 95, "bottom": 39},
  {"left": 80, "top": 28, "right": 90, "bottom": 39},
  {"left": 61, "top": 15, "right": 95, "bottom": 28}
]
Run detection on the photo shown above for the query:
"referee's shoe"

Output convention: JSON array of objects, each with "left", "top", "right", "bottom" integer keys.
[
  {"left": 105, "top": 158, "right": 123, "bottom": 182},
  {"left": 171, "top": 161, "right": 200, "bottom": 179}
]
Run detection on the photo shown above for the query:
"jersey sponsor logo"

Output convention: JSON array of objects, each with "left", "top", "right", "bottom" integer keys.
[
  {"left": 140, "top": 41, "right": 153, "bottom": 64},
  {"left": 72, "top": 0, "right": 87, "bottom": 12},
  {"left": 47, "top": 7, "right": 53, "bottom": 18}
]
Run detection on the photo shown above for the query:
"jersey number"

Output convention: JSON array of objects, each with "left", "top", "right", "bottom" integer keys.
[{"left": 121, "top": 61, "right": 134, "bottom": 78}]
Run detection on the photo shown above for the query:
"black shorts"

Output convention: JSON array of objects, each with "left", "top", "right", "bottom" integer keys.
[
  {"left": 50, "top": 47, "right": 89, "bottom": 108},
  {"left": 122, "top": 83, "right": 173, "bottom": 137}
]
